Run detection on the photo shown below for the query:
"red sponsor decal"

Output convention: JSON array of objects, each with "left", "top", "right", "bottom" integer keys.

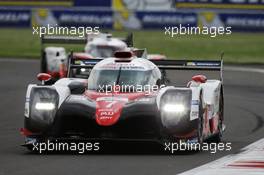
[
  {"left": 85, "top": 90, "right": 154, "bottom": 126},
  {"left": 95, "top": 100, "right": 125, "bottom": 126}
]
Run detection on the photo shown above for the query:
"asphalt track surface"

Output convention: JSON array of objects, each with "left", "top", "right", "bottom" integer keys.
[{"left": 0, "top": 59, "right": 264, "bottom": 175}]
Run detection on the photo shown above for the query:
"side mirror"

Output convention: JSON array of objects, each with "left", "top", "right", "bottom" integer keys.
[
  {"left": 37, "top": 73, "right": 51, "bottom": 85},
  {"left": 192, "top": 75, "right": 207, "bottom": 83},
  {"left": 156, "top": 79, "right": 161, "bottom": 86}
]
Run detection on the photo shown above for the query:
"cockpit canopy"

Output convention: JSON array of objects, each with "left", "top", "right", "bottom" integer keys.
[{"left": 87, "top": 58, "right": 161, "bottom": 93}]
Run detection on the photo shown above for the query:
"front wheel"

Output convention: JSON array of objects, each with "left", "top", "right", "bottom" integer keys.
[{"left": 209, "top": 90, "right": 224, "bottom": 143}]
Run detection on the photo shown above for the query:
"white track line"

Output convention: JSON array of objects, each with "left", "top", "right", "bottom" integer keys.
[{"left": 180, "top": 139, "right": 264, "bottom": 175}]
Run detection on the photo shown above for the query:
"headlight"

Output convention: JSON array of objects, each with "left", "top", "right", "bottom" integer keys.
[
  {"left": 35, "top": 102, "right": 55, "bottom": 110},
  {"left": 29, "top": 87, "right": 59, "bottom": 128},
  {"left": 163, "top": 104, "right": 185, "bottom": 113}
]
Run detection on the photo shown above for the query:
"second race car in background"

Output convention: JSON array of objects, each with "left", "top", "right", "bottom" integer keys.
[
  {"left": 40, "top": 33, "right": 166, "bottom": 81},
  {"left": 40, "top": 33, "right": 131, "bottom": 80}
]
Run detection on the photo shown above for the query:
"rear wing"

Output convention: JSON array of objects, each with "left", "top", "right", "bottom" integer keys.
[
  {"left": 67, "top": 54, "right": 223, "bottom": 81},
  {"left": 66, "top": 52, "right": 101, "bottom": 77},
  {"left": 41, "top": 33, "right": 133, "bottom": 47},
  {"left": 151, "top": 60, "right": 222, "bottom": 70},
  {"left": 152, "top": 59, "right": 223, "bottom": 81},
  {"left": 41, "top": 35, "right": 87, "bottom": 45}
]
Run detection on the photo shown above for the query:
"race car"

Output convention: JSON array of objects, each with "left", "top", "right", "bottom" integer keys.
[
  {"left": 21, "top": 50, "right": 224, "bottom": 150},
  {"left": 40, "top": 47, "right": 67, "bottom": 80},
  {"left": 40, "top": 33, "right": 131, "bottom": 80}
]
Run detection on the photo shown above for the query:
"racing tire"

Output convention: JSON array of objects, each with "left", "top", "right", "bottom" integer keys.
[
  {"left": 209, "top": 89, "right": 224, "bottom": 143},
  {"left": 41, "top": 50, "right": 47, "bottom": 73}
]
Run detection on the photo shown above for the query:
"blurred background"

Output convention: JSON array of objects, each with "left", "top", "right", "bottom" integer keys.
[{"left": 0, "top": 0, "right": 263, "bottom": 63}]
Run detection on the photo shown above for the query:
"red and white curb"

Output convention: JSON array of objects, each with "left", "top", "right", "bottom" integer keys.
[{"left": 180, "top": 138, "right": 264, "bottom": 175}]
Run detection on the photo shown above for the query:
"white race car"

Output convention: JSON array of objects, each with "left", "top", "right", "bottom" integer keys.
[
  {"left": 21, "top": 50, "right": 224, "bottom": 150},
  {"left": 40, "top": 33, "right": 131, "bottom": 80},
  {"left": 40, "top": 33, "right": 166, "bottom": 80}
]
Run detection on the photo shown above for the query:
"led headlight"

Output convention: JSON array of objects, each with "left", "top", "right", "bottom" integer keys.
[
  {"left": 159, "top": 89, "right": 192, "bottom": 132},
  {"left": 35, "top": 102, "right": 55, "bottom": 110},
  {"left": 28, "top": 87, "right": 59, "bottom": 129},
  {"left": 163, "top": 104, "right": 185, "bottom": 113}
]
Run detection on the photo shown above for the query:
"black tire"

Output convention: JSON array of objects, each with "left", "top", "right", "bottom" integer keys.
[
  {"left": 197, "top": 94, "right": 204, "bottom": 144},
  {"left": 209, "top": 88, "right": 224, "bottom": 143},
  {"left": 41, "top": 50, "right": 47, "bottom": 73}
]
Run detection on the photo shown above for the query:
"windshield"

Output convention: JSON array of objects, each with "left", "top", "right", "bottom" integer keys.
[
  {"left": 89, "top": 45, "right": 119, "bottom": 58},
  {"left": 88, "top": 68, "right": 153, "bottom": 92}
]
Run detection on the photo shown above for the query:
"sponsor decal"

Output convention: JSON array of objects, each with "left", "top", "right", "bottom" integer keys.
[
  {"left": 190, "top": 100, "right": 199, "bottom": 120},
  {"left": 191, "top": 100, "right": 199, "bottom": 105},
  {"left": 53, "top": 10, "right": 113, "bottom": 28},
  {"left": 0, "top": 9, "right": 31, "bottom": 27},
  {"left": 175, "top": 0, "right": 264, "bottom": 10},
  {"left": 95, "top": 98, "right": 126, "bottom": 126},
  {"left": 96, "top": 96, "right": 128, "bottom": 102}
]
